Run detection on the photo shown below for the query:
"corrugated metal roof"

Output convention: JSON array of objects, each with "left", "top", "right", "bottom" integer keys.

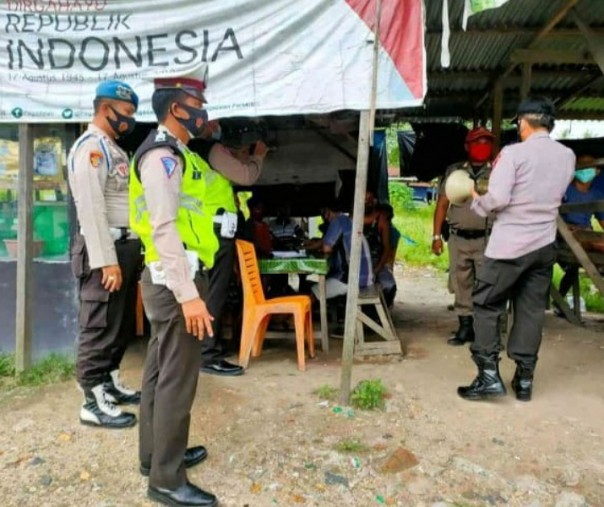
[{"left": 415, "top": 0, "right": 604, "bottom": 119}]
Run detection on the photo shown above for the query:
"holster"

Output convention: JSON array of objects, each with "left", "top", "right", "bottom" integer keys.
[{"left": 70, "top": 234, "right": 90, "bottom": 279}]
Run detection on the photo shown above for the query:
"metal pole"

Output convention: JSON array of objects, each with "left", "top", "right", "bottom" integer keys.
[
  {"left": 15, "top": 123, "right": 34, "bottom": 373},
  {"left": 340, "top": 0, "right": 382, "bottom": 405}
]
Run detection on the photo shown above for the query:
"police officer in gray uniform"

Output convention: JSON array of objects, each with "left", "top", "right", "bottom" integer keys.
[
  {"left": 131, "top": 69, "right": 218, "bottom": 506},
  {"left": 68, "top": 81, "right": 141, "bottom": 429},
  {"left": 458, "top": 98, "right": 575, "bottom": 402},
  {"left": 433, "top": 127, "right": 494, "bottom": 346}
]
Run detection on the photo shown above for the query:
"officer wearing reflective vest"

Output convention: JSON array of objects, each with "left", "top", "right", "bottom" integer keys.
[
  {"left": 188, "top": 124, "right": 267, "bottom": 376},
  {"left": 129, "top": 67, "right": 218, "bottom": 507},
  {"left": 432, "top": 127, "right": 494, "bottom": 346},
  {"left": 67, "top": 80, "right": 141, "bottom": 430}
]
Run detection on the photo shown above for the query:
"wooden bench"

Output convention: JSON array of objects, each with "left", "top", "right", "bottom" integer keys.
[{"left": 354, "top": 284, "right": 405, "bottom": 357}]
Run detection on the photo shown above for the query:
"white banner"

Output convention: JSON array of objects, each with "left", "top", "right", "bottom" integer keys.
[{"left": 0, "top": 0, "right": 426, "bottom": 123}]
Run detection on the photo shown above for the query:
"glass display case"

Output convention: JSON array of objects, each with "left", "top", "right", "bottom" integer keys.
[{"left": 0, "top": 124, "right": 78, "bottom": 260}]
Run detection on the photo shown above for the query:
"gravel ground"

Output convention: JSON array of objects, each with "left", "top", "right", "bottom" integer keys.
[{"left": 1, "top": 267, "right": 603, "bottom": 507}]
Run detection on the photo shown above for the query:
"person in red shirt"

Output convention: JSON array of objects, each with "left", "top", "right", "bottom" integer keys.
[{"left": 243, "top": 195, "right": 273, "bottom": 257}]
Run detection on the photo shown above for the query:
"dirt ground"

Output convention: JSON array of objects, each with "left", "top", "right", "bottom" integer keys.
[{"left": 1, "top": 266, "right": 603, "bottom": 507}]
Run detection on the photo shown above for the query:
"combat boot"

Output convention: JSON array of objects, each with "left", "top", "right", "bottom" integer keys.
[
  {"left": 80, "top": 384, "right": 137, "bottom": 428},
  {"left": 448, "top": 315, "right": 475, "bottom": 346},
  {"left": 104, "top": 369, "right": 141, "bottom": 405},
  {"left": 511, "top": 359, "right": 536, "bottom": 402},
  {"left": 457, "top": 353, "right": 507, "bottom": 401}
]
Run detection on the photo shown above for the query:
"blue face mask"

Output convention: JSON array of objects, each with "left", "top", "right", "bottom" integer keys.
[{"left": 575, "top": 168, "right": 597, "bottom": 184}]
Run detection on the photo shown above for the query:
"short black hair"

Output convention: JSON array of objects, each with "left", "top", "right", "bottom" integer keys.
[
  {"left": 375, "top": 203, "right": 394, "bottom": 221},
  {"left": 151, "top": 88, "right": 187, "bottom": 122},
  {"left": 517, "top": 96, "right": 556, "bottom": 132},
  {"left": 322, "top": 199, "right": 343, "bottom": 213},
  {"left": 522, "top": 113, "right": 555, "bottom": 132},
  {"left": 247, "top": 194, "right": 263, "bottom": 210}
]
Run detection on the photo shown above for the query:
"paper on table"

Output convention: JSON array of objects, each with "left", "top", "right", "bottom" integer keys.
[{"left": 271, "top": 250, "right": 306, "bottom": 259}]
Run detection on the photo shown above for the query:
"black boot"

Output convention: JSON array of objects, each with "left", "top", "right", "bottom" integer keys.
[
  {"left": 448, "top": 316, "right": 475, "bottom": 346},
  {"left": 104, "top": 369, "right": 141, "bottom": 405},
  {"left": 457, "top": 353, "right": 507, "bottom": 401},
  {"left": 511, "top": 360, "right": 536, "bottom": 402},
  {"left": 80, "top": 384, "right": 137, "bottom": 429}
]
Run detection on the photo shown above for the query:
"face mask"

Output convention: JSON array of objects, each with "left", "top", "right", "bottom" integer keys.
[
  {"left": 174, "top": 102, "right": 208, "bottom": 138},
  {"left": 107, "top": 106, "right": 136, "bottom": 137},
  {"left": 575, "top": 168, "right": 597, "bottom": 184},
  {"left": 468, "top": 143, "right": 493, "bottom": 164}
]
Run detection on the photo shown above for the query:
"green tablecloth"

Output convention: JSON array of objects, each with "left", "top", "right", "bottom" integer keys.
[{"left": 258, "top": 257, "right": 329, "bottom": 275}]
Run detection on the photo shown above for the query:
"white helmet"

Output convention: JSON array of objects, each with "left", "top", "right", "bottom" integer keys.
[{"left": 445, "top": 170, "right": 474, "bottom": 205}]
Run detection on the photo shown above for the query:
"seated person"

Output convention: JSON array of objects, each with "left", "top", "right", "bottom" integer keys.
[
  {"left": 375, "top": 203, "right": 400, "bottom": 307},
  {"left": 558, "top": 155, "right": 604, "bottom": 301},
  {"left": 561, "top": 155, "right": 604, "bottom": 231},
  {"left": 363, "top": 191, "right": 394, "bottom": 298},
  {"left": 243, "top": 194, "right": 273, "bottom": 258},
  {"left": 242, "top": 194, "right": 293, "bottom": 298},
  {"left": 269, "top": 204, "right": 305, "bottom": 250},
  {"left": 306, "top": 201, "right": 373, "bottom": 300}
]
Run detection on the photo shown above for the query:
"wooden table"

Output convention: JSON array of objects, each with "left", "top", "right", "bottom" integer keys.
[
  {"left": 554, "top": 200, "right": 604, "bottom": 324},
  {"left": 258, "top": 257, "right": 330, "bottom": 352}
]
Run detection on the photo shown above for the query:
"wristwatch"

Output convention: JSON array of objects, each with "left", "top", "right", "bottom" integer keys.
[{"left": 432, "top": 235, "right": 441, "bottom": 241}]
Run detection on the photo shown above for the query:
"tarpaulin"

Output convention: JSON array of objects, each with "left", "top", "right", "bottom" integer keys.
[{"left": 0, "top": 0, "right": 426, "bottom": 122}]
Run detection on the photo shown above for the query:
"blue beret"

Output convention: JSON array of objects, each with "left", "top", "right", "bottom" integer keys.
[{"left": 95, "top": 80, "right": 139, "bottom": 110}]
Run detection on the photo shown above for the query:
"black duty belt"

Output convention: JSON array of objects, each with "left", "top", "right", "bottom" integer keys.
[{"left": 450, "top": 228, "right": 490, "bottom": 240}]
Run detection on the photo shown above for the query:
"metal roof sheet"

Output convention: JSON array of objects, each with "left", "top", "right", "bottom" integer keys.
[{"left": 416, "top": 0, "right": 604, "bottom": 119}]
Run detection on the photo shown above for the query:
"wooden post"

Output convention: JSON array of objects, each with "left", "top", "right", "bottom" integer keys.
[
  {"left": 368, "top": 0, "right": 383, "bottom": 147},
  {"left": 15, "top": 123, "right": 34, "bottom": 373},
  {"left": 339, "top": 110, "right": 371, "bottom": 405},
  {"left": 492, "top": 78, "right": 503, "bottom": 156},
  {"left": 339, "top": 0, "right": 382, "bottom": 406},
  {"left": 521, "top": 62, "right": 532, "bottom": 99}
]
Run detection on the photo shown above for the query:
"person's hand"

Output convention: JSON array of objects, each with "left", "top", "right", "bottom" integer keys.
[
  {"left": 304, "top": 239, "right": 321, "bottom": 250},
  {"left": 102, "top": 265, "right": 122, "bottom": 292},
  {"left": 251, "top": 140, "right": 269, "bottom": 160},
  {"left": 181, "top": 297, "right": 214, "bottom": 340},
  {"left": 471, "top": 183, "right": 480, "bottom": 200},
  {"left": 432, "top": 238, "right": 443, "bottom": 256}
]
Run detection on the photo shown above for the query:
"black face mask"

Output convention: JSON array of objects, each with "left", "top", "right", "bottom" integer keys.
[
  {"left": 174, "top": 102, "right": 209, "bottom": 138},
  {"left": 107, "top": 105, "right": 136, "bottom": 138}
]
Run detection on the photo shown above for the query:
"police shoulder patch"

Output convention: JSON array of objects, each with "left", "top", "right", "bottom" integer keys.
[
  {"left": 89, "top": 151, "right": 104, "bottom": 168},
  {"left": 161, "top": 157, "right": 178, "bottom": 178}
]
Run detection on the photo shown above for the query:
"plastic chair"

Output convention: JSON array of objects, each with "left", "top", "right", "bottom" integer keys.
[{"left": 235, "top": 240, "right": 315, "bottom": 371}]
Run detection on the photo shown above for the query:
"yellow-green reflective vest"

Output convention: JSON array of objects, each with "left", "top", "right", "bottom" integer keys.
[
  {"left": 129, "top": 136, "right": 219, "bottom": 269},
  {"left": 204, "top": 167, "right": 237, "bottom": 215}
]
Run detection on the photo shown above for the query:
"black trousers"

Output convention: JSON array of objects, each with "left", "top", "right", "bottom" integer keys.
[
  {"left": 471, "top": 243, "right": 556, "bottom": 362},
  {"left": 139, "top": 268, "right": 208, "bottom": 489},
  {"left": 201, "top": 235, "right": 235, "bottom": 364},
  {"left": 74, "top": 236, "right": 141, "bottom": 389}
]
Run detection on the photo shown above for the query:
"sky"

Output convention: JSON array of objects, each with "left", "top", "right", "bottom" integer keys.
[{"left": 551, "top": 120, "right": 604, "bottom": 140}]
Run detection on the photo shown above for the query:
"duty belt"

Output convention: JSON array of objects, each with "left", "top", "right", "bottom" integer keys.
[
  {"left": 80, "top": 227, "right": 139, "bottom": 241},
  {"left": 450, "top": 228, "right": 490, "bottom": 240},
  {"left": 109, "top": 227, "right": 139, "bottom": 241}
]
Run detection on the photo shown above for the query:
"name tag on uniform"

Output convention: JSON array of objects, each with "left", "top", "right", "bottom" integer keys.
[
  {"left": 149, "top": 250, "right": 199, "bottom": 286},
  {"left": 220, "top": 212, "right": 238, "bottom": 239}
]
